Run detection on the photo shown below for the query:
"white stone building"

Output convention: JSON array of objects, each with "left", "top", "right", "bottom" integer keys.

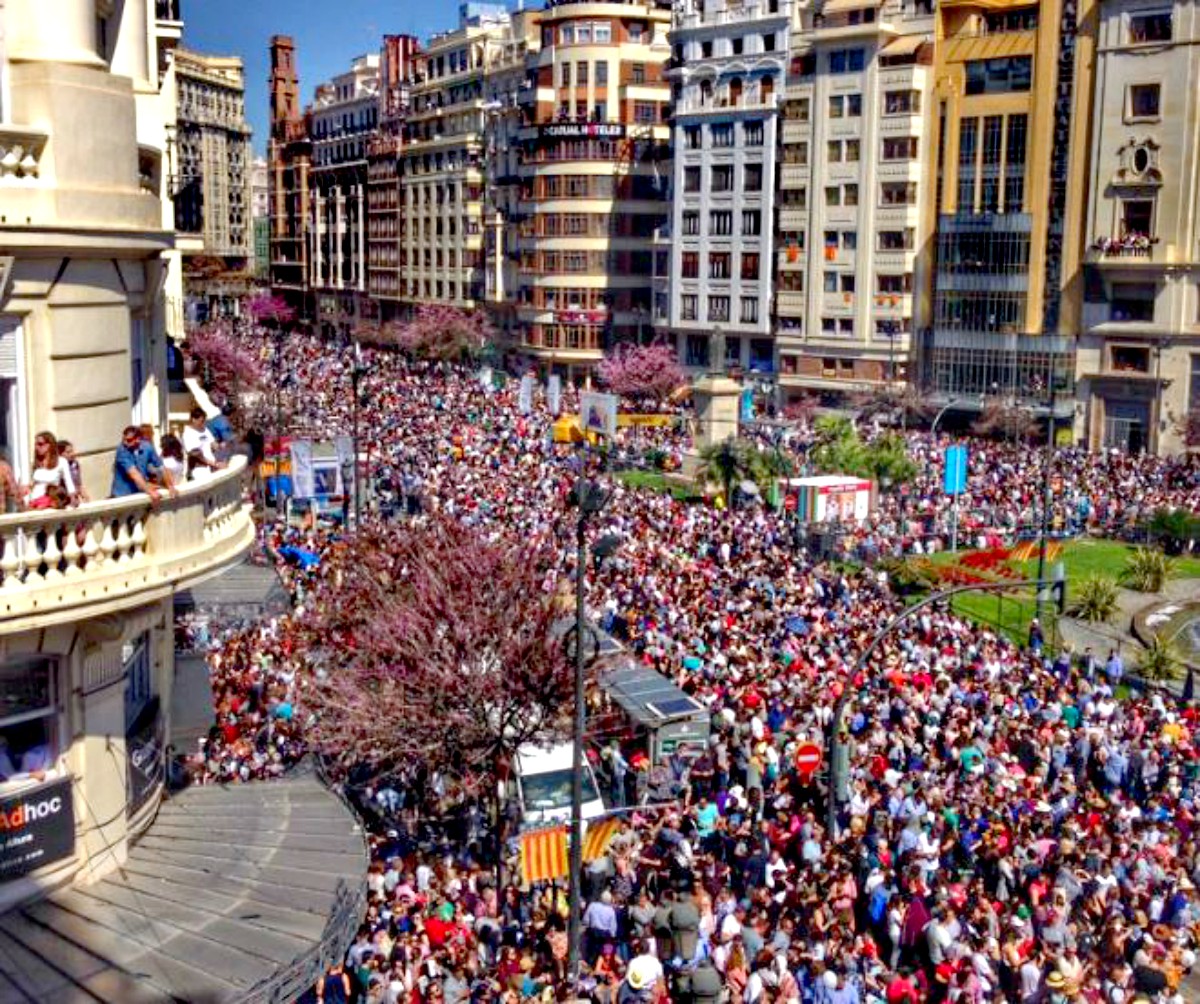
[
  {"left": 661, "top": 0, "right": 792, "bottom": 377},
  {"left": 1076, "top": 0, "right": 1200, "bottom": 454}
]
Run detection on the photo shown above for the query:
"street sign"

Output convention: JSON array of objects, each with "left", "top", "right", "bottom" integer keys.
[
  {"left": 794, "top": 741, "right": 822, "bottom": 780},
  {"left": 943, "top": 444, "right": 968, "bottom": 496}
]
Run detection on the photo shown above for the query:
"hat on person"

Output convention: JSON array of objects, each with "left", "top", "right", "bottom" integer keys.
[
  {"left": 626, "top": 956, "right": 658, "bottom": 990},
  {"left": 1045, "top": 972, "right": 1067, "bottom": 990}
]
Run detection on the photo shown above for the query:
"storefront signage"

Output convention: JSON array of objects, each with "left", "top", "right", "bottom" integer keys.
[
  {"left": 0, "top": 777, "right": 74, "bottom": 881},
  {"left": 538, "top": 123, "right": 626, "bottom": 141},
  {"left": 127, "top": 698, "right": 164, "bottom": 818}
]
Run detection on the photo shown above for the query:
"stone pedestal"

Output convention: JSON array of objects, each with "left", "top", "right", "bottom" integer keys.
[{"left": 682, "top": 374, "right": 743, "bottom": 481}]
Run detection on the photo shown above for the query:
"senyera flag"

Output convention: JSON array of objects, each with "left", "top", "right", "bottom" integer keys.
[
  {"left": 581, "top": 816, "right": 620, "bottom": 863},
  {"left": 520, "top": 825, "right": 569, "bottom": 885}
]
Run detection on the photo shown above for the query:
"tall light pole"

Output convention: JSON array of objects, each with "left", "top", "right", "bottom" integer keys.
[
  {"left": 565, "top": 477, "right": 617, "bottom": 984},
  {"left": 1035, "top": 376, "right": 1058, "bottom": 623}
]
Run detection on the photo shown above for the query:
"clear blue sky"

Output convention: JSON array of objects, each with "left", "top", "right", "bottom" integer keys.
[{"left": 183, "top": 0, "right": 474, "bottom": 153}]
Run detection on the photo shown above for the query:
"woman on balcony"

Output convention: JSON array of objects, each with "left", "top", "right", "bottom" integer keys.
[{"left": 25, "top": 431, "right": 75, "bottom": 509}]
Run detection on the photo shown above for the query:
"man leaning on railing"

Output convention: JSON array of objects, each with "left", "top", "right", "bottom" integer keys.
[{"left": 111, "top": 425, "right": 178, "bottom": 507}]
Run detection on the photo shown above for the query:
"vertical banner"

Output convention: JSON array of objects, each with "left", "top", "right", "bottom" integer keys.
[
  {"left": 579, "top": 391, "right": 619, "bottom": 439},
  {"left": 479, "top": 366, "right": 494, "bottom": 393},
  {"left": 289, "top": 440, "right": 315, "bottom": 499},
  {"left": 547, "top": 374, "right": 562, "bottom": 416},
  {"left": 740, "top": 388, "right": 756, "bottom": 423},
  {"left": 334, "top": 436, "right": 355, "bottom": 497},
  {"left": 943, "top": 444, "right": 968, "bottom": 495},
  {"left": 518, "top": 374, "right": 534, "bottom": 414}
]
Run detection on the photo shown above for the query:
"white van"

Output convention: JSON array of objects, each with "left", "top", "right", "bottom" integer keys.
[{"left": 514, "top": 741, "right": 606, "bottom": 827}]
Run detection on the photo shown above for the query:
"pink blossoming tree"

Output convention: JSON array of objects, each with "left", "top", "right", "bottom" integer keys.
[
  {"left": 396, "top": 305, "right": 494, "bottom": 360},
  {"left": 597, "top": 341, "right": 686, "bottom": 403},
  {"left": 184, "top": 321, "right": 264, "bottom": 396},
  {"left": 246, "top": 292, "right": 296, "bottom": 328},
  {"left": 299, "top": 516, "right": 576, "bottom": 789}
]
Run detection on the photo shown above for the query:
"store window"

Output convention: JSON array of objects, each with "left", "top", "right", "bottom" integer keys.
[{"left": 0, "top": 656, "right": 59, "bottom": 788}]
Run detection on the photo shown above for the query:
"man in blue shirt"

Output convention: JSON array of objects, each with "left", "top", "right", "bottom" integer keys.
[{"left": 111, "top": 425, "right": 176, "bottom": 502}]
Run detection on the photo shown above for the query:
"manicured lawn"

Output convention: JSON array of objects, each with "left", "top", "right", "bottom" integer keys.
[
  {"left": 616, "top": 468, "right": 703, "bottom": 502},
  {"left": 921, "top": 538, "right": 1200, "bottom": 646}
]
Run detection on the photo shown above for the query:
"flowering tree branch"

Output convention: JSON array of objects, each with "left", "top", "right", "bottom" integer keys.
[{"left": 597, "top": 341, "right": 686, "bottom": 403}]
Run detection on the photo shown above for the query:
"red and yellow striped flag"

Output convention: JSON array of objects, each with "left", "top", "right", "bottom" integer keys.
[
  {"left": 520, "top": 826, "right": 569, "bottom": 885},
  {"left": 581, "top": 817, "right": 620, "bottom": 863}
]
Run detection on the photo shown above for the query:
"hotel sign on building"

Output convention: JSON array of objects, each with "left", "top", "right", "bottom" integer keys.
[{"left": 537, "top": 122, "right": 626, "bottom": 141}]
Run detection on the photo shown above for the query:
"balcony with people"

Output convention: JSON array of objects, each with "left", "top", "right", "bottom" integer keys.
[{"left": 0, "top": 420, "right": 253, "bottom": 633}]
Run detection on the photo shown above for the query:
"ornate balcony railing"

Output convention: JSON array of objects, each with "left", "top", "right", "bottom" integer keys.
[{"left": 0, "top": 457, "right": 253, "bottom": 628}]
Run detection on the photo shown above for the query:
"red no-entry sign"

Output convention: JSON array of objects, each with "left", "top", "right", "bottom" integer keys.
[{"left": 795, "top": 742, "right": 822, "bottom": 779}]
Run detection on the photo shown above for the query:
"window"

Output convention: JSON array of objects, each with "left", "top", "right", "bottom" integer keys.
[
  {"left": 965, "top": 56, "right": 1032, "bottom": 94},
  {"left": 879, "top": 229, "right": 914, "bottom": 251},
  {"left": 683, "top": 211, "right": 700, "bottom": 235},
  {"left": 828, "top": 140, "right": 843, "bottom": 163},
  {"left": 824, "top": 271, "right": 838, "bottom": 293},
  {"left": 741, "top": 253, "right": 761, "bottom": 280},
  {"left": 881, "top": 182, "right": 918, "bottom": 205},
  {"left": 1129, "top": 11, "right": 1172, "bottom": 42},
  {"left": 846, "top": 139, "right": 860, "bottom": 161},
  {"left": 882, "top": 137, "right": 919, "bottom": 160},
  {"left": 884, "top": 90, "right": 921, "bottom": 114},
  {"left": 559, "top": 25, "right": 575, "bottom": 44},
  {"left": 684, "top": 167, "right": 701, "bottom": 192},
  {"left": 684, "top": 126, "right": 701, "bottom": 149},
  {"left": 632, "top": 62, "right": 646, "bottom": 84},
  {"left": 1110, "top": 282, "right": 1156, "bottom": 322},
  {"left": 846, "top": 93, "right": 862, "bottom": 116},
  {"left": 741, "top": 297, "right": 760, "bottom": 323},
  {"left": 1122, "top": 199, "right": 1154, "bottom": 235},
  {"left": 682, "top": 252, "right": 699, "bottom": 277},
  {"left": 596, "top": 62, "right": 609, "bottom": 85},
  {"left": 762, "top": 32, "right": 777, "bottom": 52},
  {"left": 829, "top": 48, "right": 866, "bottom": 73},
  {"left": 841, "top": 274, "right": 856, "bottom": 293},
  {"left": 0, "top": 656, "right": 58, "bottom": 788},
  {"left": 123, "top": 633, "right": 152, "bottom": 728},
  {"left": 702, "top": 40, "right": 713, "bottom": 58},
  {"left": 794, "top": 97, "right": 810, "bottom": 122},
  {"left": 681, "top": 294, "right": 698, "bottom": 320},
  {"left": 732, "top": 36, "right": 744, "bottom": 55},
  {"left": 829, "top": 94, "right": 845, "bottom": 118},
  {"left": 742, "top": 209, "right": 762, "bottom": 235},
  {"left": 744, "top": 121, "right": 764, "bottom": 146},
  {"left": 709, "top": 252, "right": 732, "bottom": 279},
  {"left": 710, "top": 210, "right": 733, "bottom": 236},
  {"left": 796, "top": 141, "right": 809, "bottom": 165},
  {"left": 627, "top": 21, "right": 644, "bottom": 42},
  {"left": 633, "top": 102, "right": 657, "bottom": 123},
  {"left": 712, "top": 124, "right": 734, "bottom": 148},
  {"left": 711, "top": 165, "right": 734, "bottom": 191},
  {"left": 1111, "top": 345, "right": 1150, "bottom": 372},
  {"left": 685, "top": 333, "right": 707, "bottom": 365},
  {"left": 744, "top": 164, "right": 763, "bottom": 191},
  {"left": 1128, "top": 83, "right": 1161, "bottom": 119},
  {"left": 594, "top": 22, "right": 613, "bottom": 43},
  {"left": 826, "top": 185, "right": 841, "bottom": 207},
  {"left": 561, "top": 63, "right": 572, "bottom": 87},
  {"left": 577, "top": 61, "right": 589, "bottom": 85},
  {"left": 878, "top": 273, "right": 913, "bottom": 293},
  {"left": 708, "top": 295, "right": 731, "bottom": 321},
  {"left": 1190, "top": 354, "right": 1200, "bottom": 409},
  {"left": 844, "top": 183, "right": 859, "bottom": 206}
]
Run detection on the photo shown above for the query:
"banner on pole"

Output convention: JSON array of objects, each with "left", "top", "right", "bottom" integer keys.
[
  {"left": 579, "top": 391, "right": 619, "bottom": 439},
  {"left": 289, "top": 440, "right": 315, "bottom": 499},
  {"left": 520, "top": 825, "right": 569, "bottom": 885},
  {"left": 518, "top": 374, "right": 534, "bottom": 414},
  {"left": 334, "top": 436, "right": 355, "bottom": 497},
  {"left": 547, "top": 374, "right": 562, "bottom": 416},
  {"left": 943, "top": 445, "right": 968, "bottom": 496}
]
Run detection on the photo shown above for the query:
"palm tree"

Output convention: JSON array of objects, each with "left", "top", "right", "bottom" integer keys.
[{"left": 697, "top": 438, "right": 753, "bottom": 507}]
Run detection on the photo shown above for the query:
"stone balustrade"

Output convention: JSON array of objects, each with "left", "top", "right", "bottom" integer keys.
[
  {"left": 0, "top": 125, "right": 49, "bottom": 182},
  {"left": 0, "top": 456, "right": 254, "bottom": 630}
]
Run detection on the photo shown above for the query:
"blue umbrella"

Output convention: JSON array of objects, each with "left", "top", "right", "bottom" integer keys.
[
  {"left": 683, "top": 656, "right": 703, "bottom": 671},
  {"left": 278, "top": 545, "right": 320, "bottom": 569}
]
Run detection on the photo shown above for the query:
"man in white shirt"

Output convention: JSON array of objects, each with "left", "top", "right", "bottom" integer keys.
[{"left": 182, "top": 407, "right": 225, "bottom": 477}]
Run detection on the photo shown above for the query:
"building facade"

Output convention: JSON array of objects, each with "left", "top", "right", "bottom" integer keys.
[
  {"left": 173, "top": 48, "right": 253, "bottom": 260},
  {"left": 773, "top": 0, "right": 935, "bottom": 401},
  {"left": 398, "top": 11, "right": 510, "bottom": 315},
  {"left": 251, "top": 155, "right": 270, "bottom": 278},
  {"left": 0, "top": 0, "right": 253, "bottom": 912},
  {"left": 916, "top": 0, "right": 1093, "bottom": 418},
  {"left": 310, "top": 54, "right": 380, "bottom": 337},
  {"left": 1075, "top": 0, "right": 1198, "bottom": 454},
  {"left": 267, "top": 35, "right": 313, "bottom": 313},
  {"left": 662, "top": 0, "right": 791, "bottom": 378}
]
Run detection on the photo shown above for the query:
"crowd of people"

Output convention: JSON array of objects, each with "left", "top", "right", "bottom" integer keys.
[{"left": 175, "top": 325, "right": 1200, "bottom": 1004}]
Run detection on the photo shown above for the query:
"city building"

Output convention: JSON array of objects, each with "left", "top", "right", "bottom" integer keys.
[
  {"left": 773, "top": 0, "right": 935, "bottom": 402},
  {"left": 0, "top": 0, "right": 253, "bottom": 912},
  {"left": 660, "top": 0, "right": 792, "bottom": 379},
  {"left": 251, "top": 155, "right": 270, "bottom": 278},
  {"left": 398, "top": 8, "right": 512, "bottom": 316},
  {"left": 268, "top": 34, "right": 313, "bottom": 315},
  {"left": 514, "top": 0, "right": 674, "bottom": 375},
  {"left": 174, "top": 47, "right": 254, "bottom": 319},
  {"left": 1075, "top": 0, "right": 1198, "bottom": 454},
  {"left": 309, "top": 53, "right": 381, "bottom": 337},
  {"left": 366, "top": 35, "right": 419, "bottom": 319},
  {"left": 915, "top": 0, "right": 1093, "bottom": 419}
]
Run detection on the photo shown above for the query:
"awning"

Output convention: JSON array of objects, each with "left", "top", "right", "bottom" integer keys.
[
  {"left": 821, "top": 0, "right": 881, "bottom": 14},
  {"left": 880, "top": 34, "right": 927, "bottom": 56}
]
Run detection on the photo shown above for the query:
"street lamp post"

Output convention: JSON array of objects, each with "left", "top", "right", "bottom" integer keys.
[
  {"left": 826, "top": 577, "right": 1061, "bottom": 836},
  {"left": 350, "top": 346, "right": 367, "bottom": 527},
  {"left": 565, "top": 477, "right": 617, "bottom": 985},
  {"left": 1035, "top": 377, "right": 1058, "bottom": 623}
]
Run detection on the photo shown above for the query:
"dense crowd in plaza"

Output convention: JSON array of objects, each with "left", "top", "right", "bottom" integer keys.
[{"left": 179, "top": 329, "right": 1200, "bottom": 1004}]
